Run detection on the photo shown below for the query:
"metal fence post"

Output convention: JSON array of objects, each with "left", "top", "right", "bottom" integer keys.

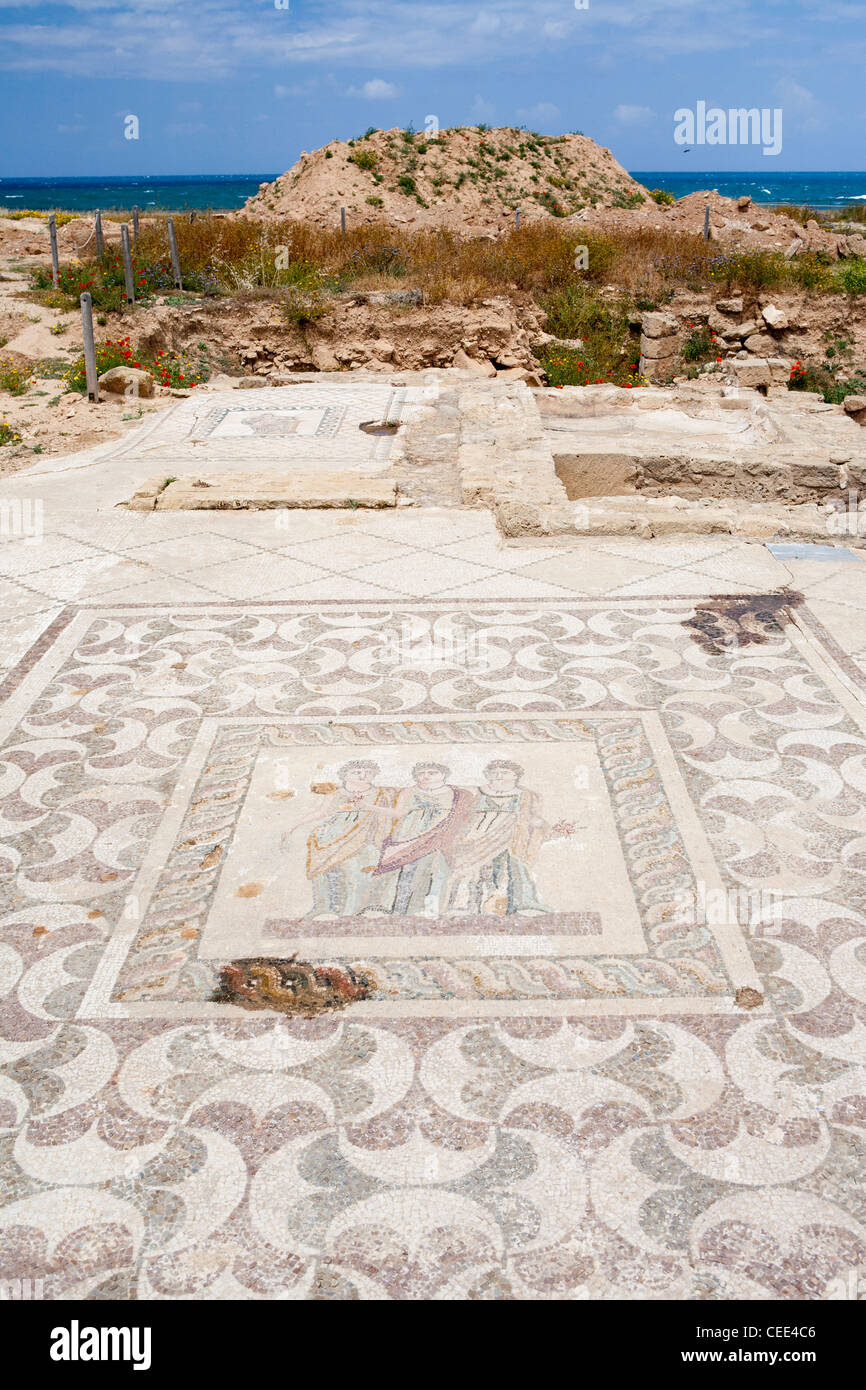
[
  {"left": 80, "top": 291, "right": 99, "bottom": 402},
  {"left": 48, "top": 213, "right": 60, "bottom": 288},
  {"left": 121, "top": 224, "right": 135, "bottom": 304},
  {"left": 132, "top": 206, "right": 140, "bottom": 246},
  {"left": 340, "top": 205, "right": 346, "bottom": 237},
  {"left": 704, "top": 202, "right": 710, "bottom": 241},
  {"left": 166, "top": 217, "right": 182, "bottom": 288}
]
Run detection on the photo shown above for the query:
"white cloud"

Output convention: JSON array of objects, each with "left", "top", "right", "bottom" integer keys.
[
  {"left": 472, "top": 94, "right": 496, "bottom": 121},
  {"left": 516, "top": 101, "right": 560, "bottom": 125},
  {"left": 613, "top": 104, "right": 655, "bottom": 126},
  {"left": 0, "top": 0, "right": 856, "bottom": 102},
  {"left": 774, "top": 76, "right": 826, "bottom": 131},
  {"left": 347, "top": 78, "right": 398, "bottom": 100},
  {"left": 275, "top": 78, "right": 319, "bottom": 99},
  {"left": 0, "top": 1, "right": 757, "bottom": 82}
]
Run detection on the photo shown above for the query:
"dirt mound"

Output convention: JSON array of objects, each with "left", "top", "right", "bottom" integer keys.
[{"left": 243, "top": 126, "right": 647, "bottom": 234}]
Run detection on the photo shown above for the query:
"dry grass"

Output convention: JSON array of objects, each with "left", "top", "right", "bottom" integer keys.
[
  {"left": 133, "top": 214, "right": 864, "bottom": 305},
  {"left": 134, "top": 215, "right": 691, "bottom": 302},
  {"left": 31, "top": 213, "right": 866, "bottom": 321}
]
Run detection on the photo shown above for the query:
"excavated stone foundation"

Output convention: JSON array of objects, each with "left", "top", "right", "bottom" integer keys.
[{"left": 115, "top": 371, "right": 866, "bottom": 546}]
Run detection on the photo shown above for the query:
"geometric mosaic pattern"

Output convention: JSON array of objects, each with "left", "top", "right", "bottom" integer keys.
[{"left": 2, "top": 596, "right": 866, "bottom": 1299}]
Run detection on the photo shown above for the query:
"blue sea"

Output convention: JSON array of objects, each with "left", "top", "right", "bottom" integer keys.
[
  {"left": 0, "top": 175, "right": 277, "bottom": 213},
  {"left": 631, "top": 171, "right": 866, "bottom": 210},
  {"left": 1, "top": 171, "right": 865, "bottom": 213}
]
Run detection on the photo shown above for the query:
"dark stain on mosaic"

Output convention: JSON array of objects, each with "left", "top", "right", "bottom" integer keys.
[
  {"left": 213, "top": 956, "right": 376, "bottom": 1015},
  {"left": 685, "top": 590, "right": 804, "bottom": 656}
]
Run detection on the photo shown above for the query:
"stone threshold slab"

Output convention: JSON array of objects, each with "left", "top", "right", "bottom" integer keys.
[{"left": 126, "top": 472, "right": 399, "bottom": 511}]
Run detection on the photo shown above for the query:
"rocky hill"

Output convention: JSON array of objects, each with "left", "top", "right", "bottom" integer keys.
[{"left": 242, "top": 126, "right": 648, "bottom": 233}]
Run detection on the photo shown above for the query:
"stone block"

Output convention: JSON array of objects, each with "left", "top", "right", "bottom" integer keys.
[
  {"left": 744, "top": 334, "right": 776, "bottom": 353},
  {"left": 735, "top": 359, "right": 771, "bottom": 388},
  {"left": 791, "top": 463, "right": 844, "bottom": 492},
  {"left": 452, "top": 348, "right": 496, "bottom": 377},
  {"left": 98, "top": 366, "right": 155, "bottom": 398},
  {"left": 762, "top": 305, "right": 789, "bottom": 331},
  {"left": 496, "top": 367, "right": 545, "bottom": 386},
  {"left": 767, "top": 358, "right": 792, "bottom": 386},
  {"left": 640, "top": 335, "right": 680, "bottom": 361},
  {"left": 640, "top": 312, "right": 679, "bottom": 339}
]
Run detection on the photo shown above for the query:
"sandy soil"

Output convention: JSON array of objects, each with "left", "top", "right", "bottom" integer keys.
[{"left": 0, "top": 258, "right": 183, "bottom": 473}]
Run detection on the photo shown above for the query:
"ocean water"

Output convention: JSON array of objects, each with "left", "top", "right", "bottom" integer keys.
[
  {"left": 1, "top": 171, "right": 865, "bottom": 214},
  {"left": 631, "top": 171, "right": 866, "bottom": 210},
  {"left": 0, "top": 175, "right": 276, "bottom": 213}
]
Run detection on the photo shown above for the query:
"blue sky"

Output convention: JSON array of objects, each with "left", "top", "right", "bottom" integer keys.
[{"left": 1, "top": 0, "right": 864, "bottom": 176}]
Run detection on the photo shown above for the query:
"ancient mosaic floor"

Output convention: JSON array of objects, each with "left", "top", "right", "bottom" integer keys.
[
  {"left": 97, "top": 381, "right": 437, "bottom": 476},
  {"left": 1, "top": 426, "right": 866, "bottom": 1300}
]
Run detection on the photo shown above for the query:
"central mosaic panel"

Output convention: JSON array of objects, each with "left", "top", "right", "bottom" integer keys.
[{"left": 103, "top": 713, "right": 758, "bottom": 1016}]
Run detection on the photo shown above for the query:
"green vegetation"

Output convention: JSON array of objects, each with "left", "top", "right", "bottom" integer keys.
[
  {"left": 0, "top": 358, "right": 30, "bottom": 395},
  {"left": 613, "top": 190, "right": 645, "bottom": 209},
  {"left": 536, "top": 189, "right": 567, "bottom": 217},
  {"left": 349, "top": 149, "right": 378, "bottom": 171},
  {"left": 0, "top": 421, "right": 22, "bottom": 446},
  {"left": 789, "top": 332, "right": 866, "bottom": 403},
  {"left": 535, "top": 283, "right": 642, "bottom": 386},
  {"left": 681, "top": 322, "right": 721, "bottom": 364},
  {"left": 62, "top": 335, "right": 209, "bottom": 394},
  {"left": 838, "top": 258, "right": 866, "bottom": 294}
]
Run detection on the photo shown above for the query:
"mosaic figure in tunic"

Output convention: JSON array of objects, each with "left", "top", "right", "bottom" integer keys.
[
  {"left": 368, "top": 763, "right": 475, "bottom": 917},
  {"left": 448, "top": 760, "right": 562, "bottom": 916},
  {"left": 297, "top": 762, "right": 396, "bottom": 918}
]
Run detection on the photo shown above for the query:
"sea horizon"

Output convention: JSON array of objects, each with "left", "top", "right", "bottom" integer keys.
[{"left": 1, "top": 169, "right": 866, "bottom": 214}]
